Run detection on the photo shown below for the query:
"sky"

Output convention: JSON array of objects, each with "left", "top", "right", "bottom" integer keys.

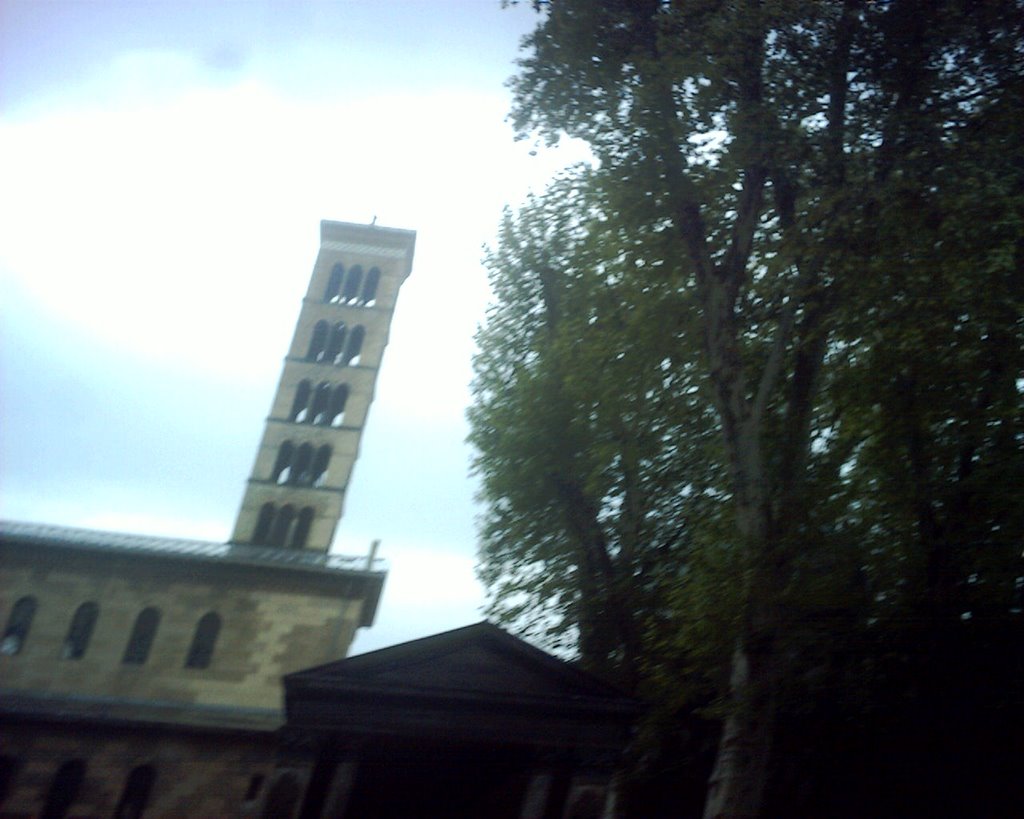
[{"left": 0, "top": 0, "right": 586, "bottom": 654}]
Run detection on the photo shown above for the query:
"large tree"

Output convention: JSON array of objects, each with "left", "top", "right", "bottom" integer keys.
[{"left": 473, "top": 1, "right": 1024, "bottom": 816}]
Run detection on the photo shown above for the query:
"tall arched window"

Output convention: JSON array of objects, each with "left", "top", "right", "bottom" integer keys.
[
  {"left": 310, "top": 382, "right": 332, "bottom": 425},
  {"left": 329, "top": 384, "right": 349, "bottom": 427},
  {"left": 323, "top": 263, "right": 344, "bottom": 303},
  {"left": 261, "top": 773, "right": 300, "bottom": 819},
  {"left": 341, "top": 325, "right": 365, "bottom": 366},
  {"left": 113, "top": 764, "right": 156, "bottom": 819},
  {"left": 291, "top": 507, "right": 315, "bottom": 549},
  {"left": 0, "top": 754, "right": 22, "bottom": 808},
  {"left": 62, "top": 602, "right": 99, "bottom": 660},
  {"left": 291, "top": 443, "right": 314, "bottom": 486},
  {"left": 185, "top": 612, "right": 221, "bottom": 669},
  {"left": 41, "top": 759, "right": 85, "bottom": 819},
  {"left": 272, "top": 441, "right": 295, "bottom": 484},
  {"left": 122, "top": 607, "right": 160, "bottom": 665},
  {"left": 342, "top": 265, "right": 363, "bottom": 303},
  {"left": 311, "top": 445, "right": 331, "bottom": 487},
  {"left": 324, "top": 322, "right": 347, "bottom": 365},
  {"left": 268, "top": 504, "right": 296, "bottom": 548},
  {"left": 289, "top": 380, "right": 311, "bottom": 422},
  {"left": 253, "top": 503, "right": 275, "bottom": 545},
  {"left": 305, "top": 321, "right": 329, "bottom": 362},
  {"left": 360, "top": 267, "right": 380, "bottom": 305},
  {"left": 1, "top": 596, "right": 37, "bottom": 656}
]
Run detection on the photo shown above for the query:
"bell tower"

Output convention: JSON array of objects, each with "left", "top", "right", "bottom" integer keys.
[{"left": 231, "top": 220, "right": 416, "bottom": 552}]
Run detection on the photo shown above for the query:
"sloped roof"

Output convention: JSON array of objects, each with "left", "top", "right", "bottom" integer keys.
[{"left": 284, "top": 622, "right": 638, "bottom": 749}]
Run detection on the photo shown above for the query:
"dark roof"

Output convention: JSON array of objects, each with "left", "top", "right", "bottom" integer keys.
[
  {"left": 0, "top": 520, "right": 386, "bottom": 627},
  {"left": 284, "top": 622, "right": 639, "bottom": 750}
]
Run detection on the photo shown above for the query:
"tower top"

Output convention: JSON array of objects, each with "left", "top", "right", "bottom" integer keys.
[{"left": 319, "top": 220, "right": 416, "bottom": 282}]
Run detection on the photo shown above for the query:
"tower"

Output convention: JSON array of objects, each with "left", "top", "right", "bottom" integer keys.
[{"left": 231, "top": 220, "right": 416, "bottom": 552}]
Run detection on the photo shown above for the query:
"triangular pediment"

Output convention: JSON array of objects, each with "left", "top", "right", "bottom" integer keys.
[{"left": 288, "top": 622, "right": 624, "bottom": 702}]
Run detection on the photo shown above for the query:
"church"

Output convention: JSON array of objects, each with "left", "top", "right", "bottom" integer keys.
[{"left": 0, "top": 222, "right": 635, "bottom": 818}]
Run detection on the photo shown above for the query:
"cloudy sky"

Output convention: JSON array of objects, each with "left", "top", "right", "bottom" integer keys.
[{"left": 0, "top": 1, "right": 585, "bottom": 653}]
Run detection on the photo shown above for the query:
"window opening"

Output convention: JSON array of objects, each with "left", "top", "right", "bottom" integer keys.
[
  {"left": 291, "top": 443, "right": 314, "bottom": 486},
  {"left": 342, "top": 325, "right": 365, "bottom": 366},
  {"left": 268, "top": 505, "right": 296, "bottom": 548},
  {"left": 306, "top": 321, "right": 328, "bottom": 362},
  {"left": 361, "top": 267, "right": 380, "bottom": 305},
  {"left": 244, "top": 774, "right": 265, "bottom": 803},
  {"left": 62, "top": 602, "right": 99, "bottom": 660},
  {"left": 41, "top": 759, "right": 85, "bottom": 819},
  {"left": 185, "top": 612, "right": 221, "bottom": 669},
  {"left": 329, "top": 384, "right": 349, "bottom": 427},
  {"left": 0, "top": 755, "right": 22, "bottom": 808},
  {"left": 311, "top": 382, "right": 332, "bottom": 425},
  {"left": 122, "top": 607, "right": 160, "bottom": 665},
  {"left": 342, "top": 265, "right": 363, "bottom": 303},
  {"left": 113, "top": 764, "right": 156, "bottom": 819},
  {"left": 311, "top": 446, "right": 331, "bottom": 487},
  {"left": 261, "top": 773, "right": 300, "bottom": 819},
  {"left": 325, "top": 322, "right": 347, "bottom": 365},
  {"left": 324, "top": 264, "right": 344, "bottom": 303},
  {"left": 272, "top": 441, "right": 295, "bottom": 484},
  {"left": 1, "top": 596, "right": 37, "bottom": 656},
  {"left": 253, "top": 503, "right": 275, "bottom": 545},
  {"left": 290, "top": 380, "right": 311, "bottom": 423},
  {"left": 291, "top": 507, "right": 314, "bottom": 549}
]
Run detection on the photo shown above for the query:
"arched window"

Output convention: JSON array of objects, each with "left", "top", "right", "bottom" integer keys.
[
  {"left": 311, "top": 445, "right": 331, "bottom": 487},
  {"left": 261, "top": 772, "right": 301, "bottom": 819},
  {"left": 289, "top": 380, "right": 311, "bottom": 422},
  {"left": 1, "top": 596, "right": 37, "bottom": 656},
  {"left": 361, "top": 267, "right": 380, "bottom": 306},
  {"left": 305, "top": 321, "right": 329, "bottom": 362},
  {"left": 41, "top": 759, "right": 85, "bottom": 819},
  {"left": 0, "top": 754, "right": 22, "bottom": 808},
  {"left": 291, "top": 507, "right": 314, "bottom": 549},
  {"left": 310, "top": 382, "right": 332, "bottom": 425},
  {"left": 323, "top": 264, "right": 344, "bottom": 303},
  {"left": 268, "top": 505, "right": 296, "bottom": 548},
  {"left": 122, "top": 607, "right": 160, "bottom": 665},
  {"left": 62, "top": 602, "right": 99, "bottom": 660},
  {"left": 185, "top": 612, "right": 221, "bottom": 669},
  {"left": 329, "top": 384, "right": 349, "bottom": 427},
  {"left": 290, "top": 443, "right": 313, "bottom": 486},
  {"left": 113, "top": 764, "right": 156, "bottom": 819},
  {"left": 272, "top": 441, "right": 295, "bottom": 484},
  {"left": 325, "top": 322, "right": 347, "bottom": 365},
  {"left": 341, "top": 325, "right": 365, "bottom": 366},
  {"left": 342, "top": 265, "right": 363, "bottom": 303},
  {"left": 252, "top": 503, "right": 275, "bottom": 545},
  {"left": 244, "top": 774, "right": 265, "bottom": 803}
]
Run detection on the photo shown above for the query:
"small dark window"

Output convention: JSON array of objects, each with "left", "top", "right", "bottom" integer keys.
[
  {"left": 244, "top": 774, "right": 265, "bottom": 802},
  {"left": 261, "top": 773, "right": 300, "bottom": 819},
  {"left": 325, "top": 322, "right": 347, "bottom": 365},
  {"left": 62, "top": 602, "right": 99, "bottom": 660},
  {"left": 310, "top": 382, "right": 332, "bottom": 425},
  {"left": 289, "top": 380, "right": 311, "bottom": 422},
  {"left": 329, "top": 384, "right": 349, "bottom": 427},
  {"left": 342, "top": 265, "right": 363, "bottom": 303},
  {"left": 324, "top": 264, "right": 344, "bottom": 303},
  {"left": 306, "top": 321, "right": 328, "bottom": 362},
  {"left": 185, "top": 612, "right": 221, "bottom": 669},
  {"left": 1, "top": 596, "right": 37, "bottom": 656},
  {"left": 291, "top": 507, "right": 314, "bottom": 549},
  {"left": 361, "top": 267, "right": 380, "bottom": 305},
  {"left": 291, "top": 443, "right": 314, "bottom": 486},
  {"left": 253, "top": 503, "right": 275, "bottom": 545},
  {"left": 268, "top": 505, "right": 296, "bottom": 548},
  {"left": 341, "top": 325, "right": 365, "bottom": 366},
  {"left": 41, "top": 759, "right": 85, "bottom": 819},
  {"left": 122, "top": 607, "right": 160, "bottom": 665},
  {"left": 311, "top": 445, "right": 331, "bottom": 487},
  {"left": 272, "top": 441, "right": 295, "bottom": 484},
  {"left": 113, "top": 764, "right": 156, "bottom": 819}
]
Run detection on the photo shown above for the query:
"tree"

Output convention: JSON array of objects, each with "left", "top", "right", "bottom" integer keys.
[{"left": 479, "top": 2, "right": 1024, "bottom": 816}]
